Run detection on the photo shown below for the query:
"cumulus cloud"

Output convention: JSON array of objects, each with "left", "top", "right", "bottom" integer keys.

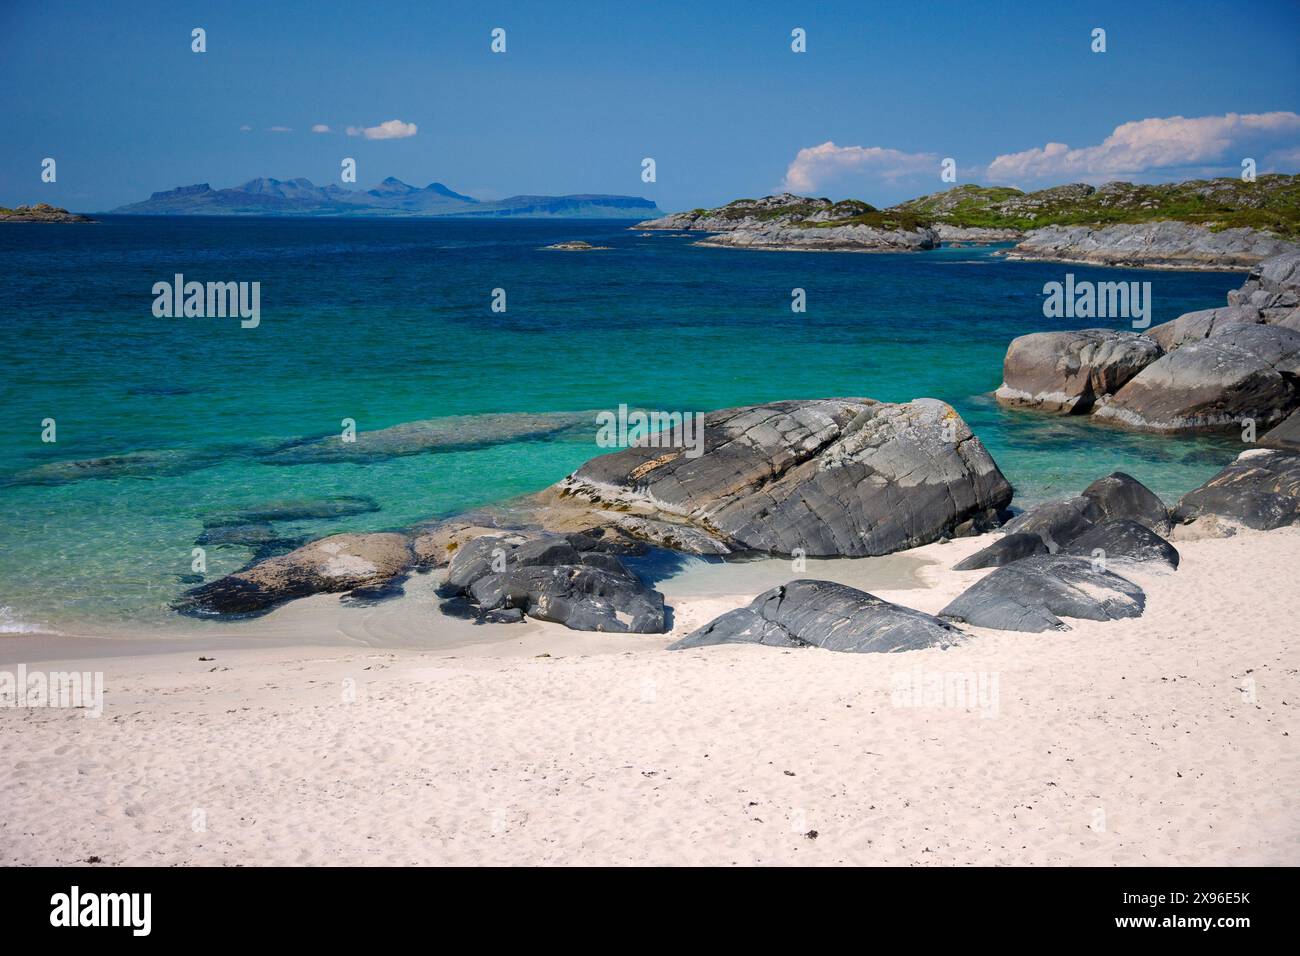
[
  {"left": 311, "top": 124, "right": 331, "bottom": 133},
  {"left": 346, "top": 119, "right": 418, "bottom": 140},
  {"left": 987, "top": 112, "right": 1300, "bottom": 182},
  {"left": 781, "top": 141, "right": 938, "bottom": 193}
]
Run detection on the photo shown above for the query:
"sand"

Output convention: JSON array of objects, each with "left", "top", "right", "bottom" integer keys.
[{"left": 2, "top": 527, "right": 1297, "bottom": 866}]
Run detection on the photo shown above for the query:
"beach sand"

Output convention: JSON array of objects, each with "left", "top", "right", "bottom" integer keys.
[{"left": 2, "top": 527, "right": 1297, "bottom": 866}]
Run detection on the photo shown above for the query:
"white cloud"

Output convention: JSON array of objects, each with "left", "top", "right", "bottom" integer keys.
[
  {"left": 267, "top": 126, "right": 293, "bottom": 133},
  {"left": 311, "top": 124, "right": 331, "bottom": 133},
  {"left": 239, "top": 125, "right": 252, "bottom": 132},
  {"left": 988, "top": 112, "right": 1300, "bottom": 182},
  {"left": 346, "top": 119, "right": 418, "bottom": 140},
  {"left": 781, "top": 141, "right": 938, "bottom": 193}
]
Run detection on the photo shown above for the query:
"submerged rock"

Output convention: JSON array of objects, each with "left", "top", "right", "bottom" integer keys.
[
  {"left": 670, "top": 579, "right": 962, "bottom": 653},
  {"left": 440, "top": 532, "right": 665, "bottom": 633},
  {"left": 553, "top": 398, "right": 1012, "bottom": 557},
  {"left": 1172, "top": 448, "right": 1300, "bottom": 532},
  {"left": 995, "top": 329, "right": 1162, "bottom": 413},
  {"left": 260, "top": 411, "right": 598, "bottom": 465},
  {"left": 940, "top": 554, "right": 1146, "bottom": 632},
  {"left": 174, "top": 532, "right": 414, "bottom": 616},
  {"left": 202, "top": 495, "right": 381, "bottom": 527}
]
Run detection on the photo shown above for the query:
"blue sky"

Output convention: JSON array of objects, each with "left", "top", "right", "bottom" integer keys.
[{"left": 2, "top": 0, "right": 1297, "bottom": 212}]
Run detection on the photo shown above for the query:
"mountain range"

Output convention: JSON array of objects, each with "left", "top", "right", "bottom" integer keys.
[{"left": 111, "top": 177, "right": 662, "bottom": 219}]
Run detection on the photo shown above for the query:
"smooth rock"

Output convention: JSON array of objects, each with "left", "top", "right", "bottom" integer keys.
[
  {"left": 939, "top": 555, "right": 1146, "bottom": 632},
  {"left": 1145, "top": 305, "right": 1264, "bottom": 352},
  {"left": 952, "top": 532, "right": 1048, "bottom": 570},
  {"left": 1095, "top": 323, "right": 1300, "bottom": 432},
  {"left": 1061, "top": 518, "right": 1180, "bottom": 569},
  {"left": 1172, "top": 448, "right": 1300, "bottom": 531},
  {"left": 1260, "top": 409, "right": 1300, "bottom": 453},
  {"left": 995, "top": 329, "right": 1162, "bottom": 413},
  {"left": 1079, "top": 471, "right": 1172, "bottom": 534},
  {"left": 669, "top": 579, "right": 962, "bottom": 653}
]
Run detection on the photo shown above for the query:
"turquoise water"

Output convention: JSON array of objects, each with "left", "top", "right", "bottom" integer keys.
[{"left": 0, "top": 217, "right": 1243, "bottom": 632}]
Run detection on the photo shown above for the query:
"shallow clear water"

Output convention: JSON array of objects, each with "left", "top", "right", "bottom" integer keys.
[{"left": 0, "top": 217, "right": 1243, "bottom": 632}]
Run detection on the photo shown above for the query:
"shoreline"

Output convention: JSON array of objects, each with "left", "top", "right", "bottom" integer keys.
[{"left": 4, "top": 525, "right": 1295, "bottom": 865}]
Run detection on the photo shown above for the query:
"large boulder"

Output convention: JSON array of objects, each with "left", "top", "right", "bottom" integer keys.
[
  {"left": 1094, "top": 324, "right": 1300, "bottom": 432},
  {"left": 440, "top": 532, "right": 665, "bottom": 633},
  {"left": 553, "top": 398, "right": 1013, "bottom": 557},
  {"left": 1172, "top": 448, "right": 1300, "bottom": 532},
  {"left": 995, "top": 329, "right": 1162, "bottom": 413},
  {"left": 1000, "top": 496, "right": 1101, "bottom": 549},
  {"left": 951, "top": 531, "right": 1048, "bottom": 570},
  {"left": 956, "top": 472, "right": 1170, "bottom": 566},
  {"left": 939, "top": 555, "right": 1146, "bottom": 632},
  {"left": 1145, "top": 305, "right": 1264, "bottom": 352},
  {"left": 174, "top": 532, "right": 414, "bottom": 616},
  {"left": 1078, "top": 471, "right": 1172, "bottom": 534},
  {"left": 669, "top": 579, "right": 962, "bottom": 653},
  {"left": 1060, "top": 518, "right": 1180, "bottom": 569}
]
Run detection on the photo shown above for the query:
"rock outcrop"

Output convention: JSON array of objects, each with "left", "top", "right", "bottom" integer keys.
[
  {"left": 1093, "top": 324, "right": 1300, "bottom": 432},
  {"left": 1260, "top": 409, "right": 1300, "bottom": 452},
  {"left": 995, "top": 250, "right": 1300, "bottom": 435},
  {"left": 669, "top": 579, "right": 962, "bottom": 653},
  {"left": 637, "top": 194, "right": 938, "bottom": 253},
  {"left": 1006, "top": 222, "right": 1297, "bottom": 271},
  {"left": 1172, "top": 448, "right": 1300, "bottom": 532},
  {"left": 439, "top": 532, "right": 665, "bottom": 633},
  {"left": 956, "top": 472, "right": 1175, "bottom": 567},
  {"left": 174, "top": 532, "right": 415, "bottom": 616},
  {"left": 1060, "top": 519, "right": 1180, "bottom": 569},
  {"left": 940, "top": 554, "right": 1146, "bottom": 632},
  {"left": 995, "top": 329, "right": 1162, "bottom": 412},
  {"left": 549, "top": 398, "right": 1013, "bottom": 557}
]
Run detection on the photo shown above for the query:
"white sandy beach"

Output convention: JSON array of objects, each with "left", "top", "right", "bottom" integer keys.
[{"left": 2, "top": 527, "right": 1297, "bottom": 866}]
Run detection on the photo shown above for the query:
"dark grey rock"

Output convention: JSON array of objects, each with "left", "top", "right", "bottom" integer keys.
[
  {"left": 1061, "top": 519, "right": 1180, "bottom": 569},
  {"left": 939, "top": 554, "right": 1146, "bottom": 632},
  {"left": 1001, "top": 497, "right": 1101, "bottom": 550},
  {"left": 952, "top": 532, "right": 1048, "bottom": 570},
  {"left": 1079, "top": 471, "right": 1172, "bottom": 534},
  {"left": 1172, "top": 448, "right": 1300, "bottom": 531},
  {"left": 669, "top": 579, "right": 962, "bottom": 653},
  {"left": 554, "top": 398, "right": 1012, "bottom": 557},
  {"left": 441, "top": 531, "right": 665, "bottom": 633}
]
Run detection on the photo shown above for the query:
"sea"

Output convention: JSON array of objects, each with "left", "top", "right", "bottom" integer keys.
[{"left": 0, "top": 216, "right": 1245, "bottom": 634}]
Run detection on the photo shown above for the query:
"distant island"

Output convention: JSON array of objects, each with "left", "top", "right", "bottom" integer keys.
[
  {"left": 639, "top": 174, "right": 1300, "bottom": 269},
  {"left": 111, "top": 177, "right": 662, "bottom": 219},
  {"left": 0, "top": 203, "right": 94, "bottom": 223}
]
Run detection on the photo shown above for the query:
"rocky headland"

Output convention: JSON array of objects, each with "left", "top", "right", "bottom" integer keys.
[{"left": 639, "top": 174, "right": 1300, "bottom": 268}]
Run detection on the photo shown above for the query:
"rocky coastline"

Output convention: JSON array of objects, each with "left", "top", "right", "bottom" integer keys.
[{"left": 0, "top": 203, "right": 94, "bottom": 223}]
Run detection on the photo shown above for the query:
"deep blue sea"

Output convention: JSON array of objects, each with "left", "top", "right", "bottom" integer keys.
[{"left": 0, "top": 216, "right": 1243, "bottom": 632}]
